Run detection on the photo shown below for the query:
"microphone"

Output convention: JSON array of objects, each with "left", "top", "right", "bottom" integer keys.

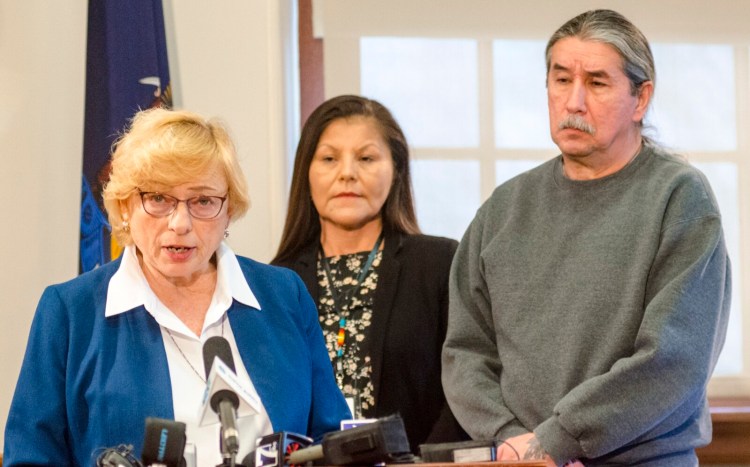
[
  {"left": 203, "top": 336, "right": 241, "bottom": 461},
  {"left": 203, "top": 335, "right": 236, "bottom": 376},
  {"left": 96, "top": 418, "right": 188, "bottom": 467},
  {"left": 287, "top": 415, "right": 412, "bottom": 465},
  {"left": 96, "top": 445, "right": 143, "bottom": 467},
  {"left": 250, "top": 431, "right": 313, "bottom": 467},
  {"left": 198, "top": 348, "right": 262, "bottom": 426},
  {"left": 241, "top": 452, "right": 255, "bottom": 467},
  {"left": 141, "top": 417, "right": 188, "bottom": 467}
]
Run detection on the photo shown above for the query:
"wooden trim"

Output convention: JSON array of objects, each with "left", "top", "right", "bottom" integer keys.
[
  {"left": 696, "top": 399, "right": 750, "bottom": 464},
  {"left": 298, "top": 0, "right": 325, "bottom": 126}
]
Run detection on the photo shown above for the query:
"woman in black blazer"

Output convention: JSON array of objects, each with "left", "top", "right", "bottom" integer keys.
[{"left": 272, "top": 95, "right": 466, "bottom": 452}]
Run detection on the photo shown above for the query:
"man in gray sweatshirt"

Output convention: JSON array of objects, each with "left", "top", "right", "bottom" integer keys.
[{"left": 441, "top": 9, "right": 731, "bottom": 467}]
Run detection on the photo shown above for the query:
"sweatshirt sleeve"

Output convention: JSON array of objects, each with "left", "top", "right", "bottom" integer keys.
[
  {"left": 425, "top": 239, "right": 470, "bottom": 444},
  {"left": 536, "top": 179, "right": 732, "bottom": 462},
  {"left": 442, "top": 205, "right": 530, "bottom": 441}
]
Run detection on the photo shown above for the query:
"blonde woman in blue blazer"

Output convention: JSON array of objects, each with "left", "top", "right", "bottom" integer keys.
[{"left": 4, "top": 108, "right": 349, "bottom": 466}]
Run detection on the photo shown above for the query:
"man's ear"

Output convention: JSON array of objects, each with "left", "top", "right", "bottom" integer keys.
[{"left": 633, "top": 81, "right": 654, "bottom": 123}]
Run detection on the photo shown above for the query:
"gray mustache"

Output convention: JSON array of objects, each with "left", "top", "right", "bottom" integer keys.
[{"left": 559, "top": 115, "right": 596, "bottom": 135}]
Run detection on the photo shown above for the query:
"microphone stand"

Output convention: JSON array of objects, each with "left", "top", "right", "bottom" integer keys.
[{"left": 217, "top": 428, "right": 246, "bottom": 467}]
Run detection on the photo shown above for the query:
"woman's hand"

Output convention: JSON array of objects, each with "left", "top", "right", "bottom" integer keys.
[{"left": 497, "top": 433, "right": 584, "bottom": 466}]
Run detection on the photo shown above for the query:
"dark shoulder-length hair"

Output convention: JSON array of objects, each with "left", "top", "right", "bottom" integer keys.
[{"left": 273, "top": 95, "right": 420, "bottom": 264}]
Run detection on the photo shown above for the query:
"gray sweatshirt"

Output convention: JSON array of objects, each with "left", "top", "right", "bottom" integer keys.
[{"left": 442, "top": 144, "right": 731, "bottom": 466}]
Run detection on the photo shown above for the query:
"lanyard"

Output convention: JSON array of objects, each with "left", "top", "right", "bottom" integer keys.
[{"left": 319, "top": 232, "right": 384, "bottom": 385}]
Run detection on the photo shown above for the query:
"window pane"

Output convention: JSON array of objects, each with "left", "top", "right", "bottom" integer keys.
[
  {"left": 493, "top": 40, "right": 555, "bottom": 150},
  {"left": 495, "top": 159, "right": 544, "bottom": 186},
  {"left": 411, "top": 160, "right": 480, "bottom": 240},
  {"left": 361, "top": 37, "right": 479, "bottom": 147},
  {"left": 648, "top": 44, "right": 736, "bottom": 151},
  {"left": 694, "top": 162, "right": 743, "bottom": 376}
]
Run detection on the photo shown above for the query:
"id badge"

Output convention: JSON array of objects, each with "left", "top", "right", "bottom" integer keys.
[
  {"left": 345, "top": 396, "right": 357, "bottom": 417},
  {"left": 344, "top": 394, "right": 370, "bottom": 421}
]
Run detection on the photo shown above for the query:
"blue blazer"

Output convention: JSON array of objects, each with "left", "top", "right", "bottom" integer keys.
[{"left": 4, "top": 256, "right": 350, "bottom": 466}]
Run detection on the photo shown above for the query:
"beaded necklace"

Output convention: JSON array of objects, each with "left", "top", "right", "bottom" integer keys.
[{"left": 319, "top": 232, "right": 384, "bottom": 389}]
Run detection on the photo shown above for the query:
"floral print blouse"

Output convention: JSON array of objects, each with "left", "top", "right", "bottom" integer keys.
[{"left": 316, "top": 250, "right": 383, "bottom": 418}]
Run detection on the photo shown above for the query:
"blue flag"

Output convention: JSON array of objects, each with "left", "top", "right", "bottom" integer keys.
[{"left": 80, "top": 0, "right": 171, "bottom": 272}]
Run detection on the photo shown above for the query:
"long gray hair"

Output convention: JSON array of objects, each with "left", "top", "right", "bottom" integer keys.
[{"left": 545, "top": 9, "right": 655, "bottom": 96}]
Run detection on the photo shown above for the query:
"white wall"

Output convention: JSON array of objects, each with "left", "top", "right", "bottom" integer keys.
[{"left": 0, "top": 0, "right": 292, "bottom": 448}]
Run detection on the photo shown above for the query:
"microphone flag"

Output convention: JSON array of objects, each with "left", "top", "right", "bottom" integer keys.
[
  {"left": 198, "top": 356, "right": 262, "bottom": 426},
  {"left": 254, "top": 432, "right": 313, "bottom": 467}
]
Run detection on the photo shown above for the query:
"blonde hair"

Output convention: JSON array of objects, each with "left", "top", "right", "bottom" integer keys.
[{"left": 103, "top": 108, "right": 250, "bottom": 246}]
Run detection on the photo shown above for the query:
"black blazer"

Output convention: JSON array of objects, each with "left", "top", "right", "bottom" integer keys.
[{"left": 274, "top": 229, "right": 467, "bottom": 452}]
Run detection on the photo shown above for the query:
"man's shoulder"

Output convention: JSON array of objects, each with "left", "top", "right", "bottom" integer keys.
[
  {"left": 491, "top": 157, "right": 557, "bottom": 196},
  {"left": 647, "top": 146, "right": 691, "bottom": 170},
  {"left": 506, "top": 157, "right": 557, "bottom": 184},
  {"left": 479, "top": 158, "right": 558, "bottom": 217},
  {"left": 643, "top": 147, "right": 715, "bottom": 193},
  {"left": 631, "top": 146, "right": 722, "bottom": 222}
]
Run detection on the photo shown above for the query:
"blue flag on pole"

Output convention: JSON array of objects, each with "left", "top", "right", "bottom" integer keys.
[{"left": 80, "top": 0, "right": 171, "bottom": 273}]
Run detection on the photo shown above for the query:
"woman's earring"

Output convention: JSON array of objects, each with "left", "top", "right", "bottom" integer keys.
[
  {"left": 122, "top": 220, "right": 130, "bottom": 232},
  {"left": 224, "top": 229, "right": 230, "bottom": 239}
]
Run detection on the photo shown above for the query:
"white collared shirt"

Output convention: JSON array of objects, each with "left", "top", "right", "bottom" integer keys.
[{"left": 106, "top": 243, "right": 272, "bottom": 466}]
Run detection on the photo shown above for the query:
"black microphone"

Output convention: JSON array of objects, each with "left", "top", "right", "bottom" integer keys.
[
  {"left": 286, "top": 415, "right": 412, "bottom": 465},
  {"left": 203, "top": 336, "right": 241, "bottom": 462},
  {"left": 141, "top": 417, "right": 188, "bottom": 467},
  {"left": 96, "top": 444, "right": 143, "bottom": 467},
  {"left": 203, "top": 335, "right": 237, "bottom": 375},
  {"left": 241, "top": 452, "right": 255, "bottom": 467}
]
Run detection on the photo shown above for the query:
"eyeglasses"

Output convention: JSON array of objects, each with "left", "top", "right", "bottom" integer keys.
[{"left": 138, "top": 191, "right": 228, "bottom": 219}]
